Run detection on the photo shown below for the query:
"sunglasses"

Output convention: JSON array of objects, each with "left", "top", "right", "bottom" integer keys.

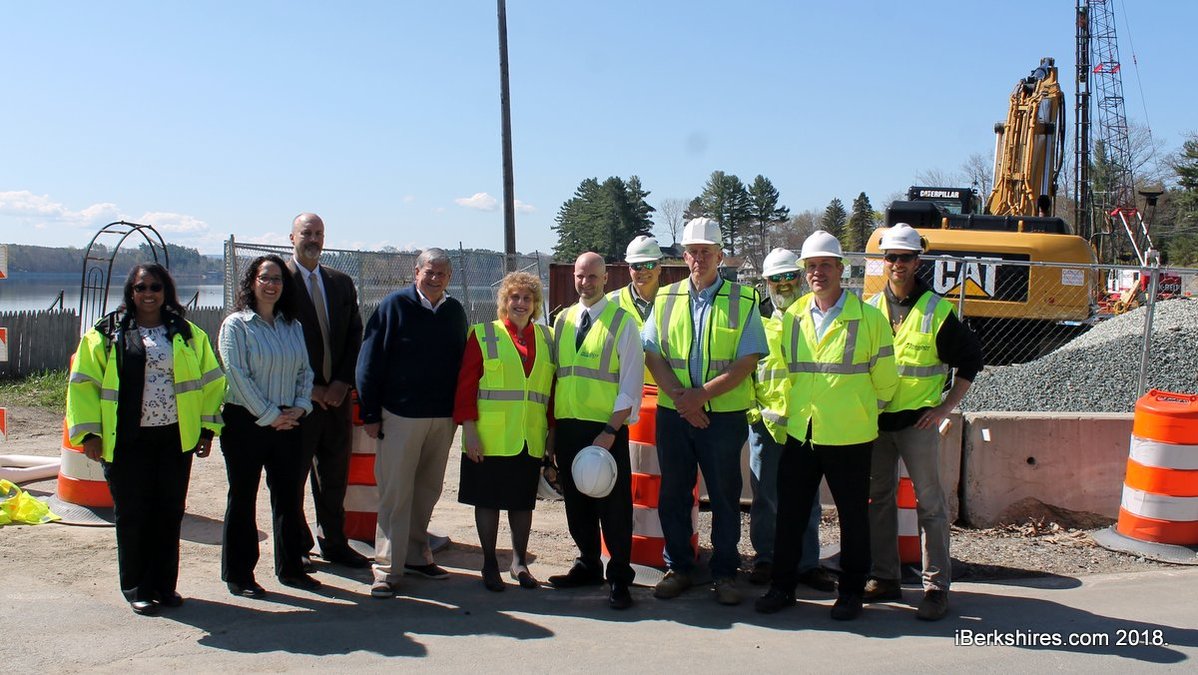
[
  {"left": 133, "top": 282, "right": 164, "bottom": 293},
  {"left": 883, "top": 253, "right": 918, "bottom": 263},
  {"left": 767, "top": 272, "right": 798, "bottom": 283},
  {"left": 630, "top": 261, "right": 658, "bottom": 271}
]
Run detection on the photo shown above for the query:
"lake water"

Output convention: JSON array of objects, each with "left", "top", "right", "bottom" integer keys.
[{"left": 0, "top": 278, "right": 226, "bottom": 313}]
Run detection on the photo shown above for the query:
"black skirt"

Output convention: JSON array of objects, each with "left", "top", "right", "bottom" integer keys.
[{"left": 458, "top": 445, "right": 542, "bottom": 511}]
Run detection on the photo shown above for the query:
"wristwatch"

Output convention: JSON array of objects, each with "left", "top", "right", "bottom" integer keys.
[{"left": 602, "top": 424, "right": 618, "bottom": 435}]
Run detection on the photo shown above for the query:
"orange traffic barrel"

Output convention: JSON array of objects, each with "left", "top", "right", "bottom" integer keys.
[
  {"left": 343, "top": 391, "right": 380, "bottom": 543},
  {"left": 897, "top": 459, "right": 921, "bottom": 565},
  {"left": 604, "top": 384, "right": 698, "bottom": 567},
  {"left": 57, "top": 417, "right": 114, "bottom": 508},
  {"left": 1115, "top": 390, "right": 1198, "bottom": 545}
]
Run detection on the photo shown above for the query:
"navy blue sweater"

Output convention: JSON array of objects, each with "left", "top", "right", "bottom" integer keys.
[{"left": 355, "top": 285, "right": 468, "bottom": 422}]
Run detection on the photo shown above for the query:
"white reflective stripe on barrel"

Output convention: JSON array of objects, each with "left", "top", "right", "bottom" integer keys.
[
  {"left": 631, "top": 503, "right": 699, "bottom": 539},
  {"left": 59, "top": 447, "right": 106, "bottom": 480},
  {"left": 898, "top": 507, "right": 918, "bottom": 536},
  {"left": 899, "top": 459, "right": 910, "bottom": 479},
  {"left": 344, "top": 484, "right": 378, "bottom": 512},
  {"left": 352, "top": 426, "right": 377, "bottom": 455},
  {"left": 629, "top": 441, "right": 659, "bottom": 475},
  {"left": 1130, "top": 435, "right": 1198, "bottom": 470},
  {"left": 1121, "top": 485, "right": 1198, "bottom": 522}
]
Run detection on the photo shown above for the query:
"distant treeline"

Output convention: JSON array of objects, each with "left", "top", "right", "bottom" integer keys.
[{"left": 3, "top": 243, "right": 222, "bottom": 277}]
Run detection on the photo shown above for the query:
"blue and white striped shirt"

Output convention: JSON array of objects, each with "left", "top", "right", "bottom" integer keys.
[{"left": 218, "top": 309, "right": 314, "bottom": 426}]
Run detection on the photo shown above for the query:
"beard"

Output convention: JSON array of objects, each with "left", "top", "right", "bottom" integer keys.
[{"left": 769, "top": 287, "right": 799, "bottom": 312}]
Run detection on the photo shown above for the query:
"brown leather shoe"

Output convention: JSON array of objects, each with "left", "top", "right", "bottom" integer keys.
[
  {"left": 916, "top": 589, "right": 949, "bottom": 621},
  {"left": 863, "top": 577, "right": 902, "bottom": 602}
]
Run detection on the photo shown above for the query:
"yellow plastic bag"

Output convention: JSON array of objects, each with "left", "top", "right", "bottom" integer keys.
[{"left": 0, "top": 479, "right": 61, "bottom": 525}]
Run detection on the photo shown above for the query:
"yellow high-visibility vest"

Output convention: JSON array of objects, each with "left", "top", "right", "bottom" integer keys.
[
  {"left": 473, "top": 320, "right": 555, "bottom": 458},
  {"left": 66, "top": 315, "right": 225, "bottom": 462},
  {"left": 867, "top": 290, "right": 954, "bottom": 412},
  {"left": 553, "top": 302, "right": 629, "bottom": 423},
  {"left": 652, "top": 279, "right": 757, "bottom": 412},
  {"left": 607, "top": 285, "right": 655, "bottom": 385},
  {"left": 752, "top": 312, "right": 790, "bottom": 443},
  {"left": 781, "top": 292, "right": 898, "bottom": 445}
]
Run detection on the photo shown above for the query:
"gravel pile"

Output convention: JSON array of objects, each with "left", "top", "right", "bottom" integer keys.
[{"left": 960, "top": 297, "right": 1198, "bottom": 412}]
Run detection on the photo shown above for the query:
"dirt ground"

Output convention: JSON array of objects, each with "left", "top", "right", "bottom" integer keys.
[{"left": 0, "top": 403, "right": 1177, "bottom": 596}]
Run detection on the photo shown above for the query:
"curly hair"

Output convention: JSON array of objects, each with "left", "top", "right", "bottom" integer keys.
[
  {"left": 235, "top": 254, "right": 296, "bottom": 318},
  {"left": 495, "top": 271, "right": 543, "bottom": 322},
  {"left": 120, "top": 263, "right": 186, "bottom": 319}
]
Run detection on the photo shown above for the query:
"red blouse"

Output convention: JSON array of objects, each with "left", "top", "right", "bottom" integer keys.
[{"left": 452, "top": 318, "right": 554, "bottom": 425}]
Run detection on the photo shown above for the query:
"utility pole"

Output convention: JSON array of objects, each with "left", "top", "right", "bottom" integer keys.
[{"left": 497, "top": 0, "right": 517, "bottom": 271}]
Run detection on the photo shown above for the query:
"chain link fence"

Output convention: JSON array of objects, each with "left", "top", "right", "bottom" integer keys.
[{"left": 223, "top": 237, "right": 549, "bottom": 326}]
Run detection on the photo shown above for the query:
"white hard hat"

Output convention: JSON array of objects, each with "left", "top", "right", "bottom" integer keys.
[
  {"left": 798, "top": 230, "right": 843, "bottom": 261},
  {"left": 625, "top": 235, "right": 663, "bottom": 263},
  {"left": 680, "top": 217, "right": 723, "bottom": 247},
  {"left": 571, "top": 445, "right": 617, "bottom": 498},
  {"left": 761, "top": 247, "right": 800, "bottom": 277},
  {"left": 879, "top": 223, "right": 924, "bottom": 253}
]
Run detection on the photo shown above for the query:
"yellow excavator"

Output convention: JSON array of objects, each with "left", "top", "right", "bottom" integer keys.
[{"left": 865, "top": 57, "right": 1098, "bottom": 365}]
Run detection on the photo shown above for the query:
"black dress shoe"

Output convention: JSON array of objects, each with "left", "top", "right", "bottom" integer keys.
[
  {"left": 547, "top": 563, "right": 604, "bottom": 589},
  {"left": 227, "top": 580, "right": 267, "bottom": 598},
  {"left": 797, "top": 567, "right": 838, "bottom": 593},
  {"left": 130, "top": 600, "right": 159, "bottom": 616},
  {"left": 158, "top": 591, "right": 184, "bottom": 608},
  {"left": 323, "top": 548, "right": 371, "bottom": 569},
  {"left": 300, "top": 554, "right": 315, "bottom": 573},
  {"left": 279, "top": 573, "right": 322, "bottom": 591},
  {"left": 754, "top": 587, "right": 796, "bottom": 614},
  {"left": 482, "top": 568, "right": 506, "bottom": 592},
  {"left": 609, "top": 584, "right": 633, "bottom": 610},
  {"left": 831, "top": 594, "right": 864, "bottom": 621}
]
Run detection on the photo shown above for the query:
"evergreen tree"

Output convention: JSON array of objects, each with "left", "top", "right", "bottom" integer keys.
[
  {"left": 821, "top": 197, "right": 847, "bottom": 239},
  {"left": 698, "top": 170, "right": 751, "bottom": 255},
  {"left": 684, "top": 196, "right": 704, "bottom": 221},
  {"left": 553, "top": 175, "right": 657, "bottom": 261},
  {"left": 745, "top": 175, "right": 790, "bottom": 268},
  {"left": 844, "top": 192, "right": 875, "bottom": 252}
]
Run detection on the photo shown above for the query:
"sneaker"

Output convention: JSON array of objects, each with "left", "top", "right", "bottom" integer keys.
[
  {"left": 916, "top": 589, "right": 949, "bottom": 621},
  {"left": 863, "top": 577, "right": 902, "bottom": 602},
  {"left": 653, "top": 570, "right": 693, "bottom": 599},
  {"left": 797, "top": 567, "right": 838, "bottom": 593},
  {"left": 747, "top": 561, "right": 772, "bottom": 586},
  {"left": 754, "top": 587, "right": 796, "bottom": 614},
  {"left": 713, "top": 578, "right": 742, "bottom": 606},
  {"left": 830, "top": 594, "right": 864, "bottom": 621},
  {"left": 370, "top": 580, "right": 397, "bottom": 599},
  {"left": 404, "top": 563, "right": 450, "bottom": 580}
]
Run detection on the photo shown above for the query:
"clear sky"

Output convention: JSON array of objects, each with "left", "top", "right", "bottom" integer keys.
[{"left": 2, "top": 0, "right": 1194, "bottom": 255}]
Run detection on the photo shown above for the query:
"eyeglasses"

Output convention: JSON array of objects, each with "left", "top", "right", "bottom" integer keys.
[
  {"left": 630, "top": 261, "right": 658, "bottom": 271},
  {"left": 883, "top": 253, "right": 919, "bottom": 263},
  {"left": 133, "top": 282, "right": 163, "bottom": 293},
  {"left": 256, "top": 275, "right": 284, "bottom": 285},
  {"left": 766, "top": 272, "right": 798, "bottom": 283}
]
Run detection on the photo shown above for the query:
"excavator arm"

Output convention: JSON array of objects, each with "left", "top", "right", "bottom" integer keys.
[{"left": 987, "top": 57, "right": 1066, "bottom": 218}]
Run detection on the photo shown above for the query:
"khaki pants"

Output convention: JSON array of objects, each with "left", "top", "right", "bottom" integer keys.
[{"left": 372, "top": 411, "right": 455, "bottom": 584}]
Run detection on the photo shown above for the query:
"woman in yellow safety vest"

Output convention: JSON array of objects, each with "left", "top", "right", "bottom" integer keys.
[
  {"left": 66, "top": 263, "right": 225, "bottom": 617},
  {"left": 453, "top": 271, "right": 555, "bottom": 592}
]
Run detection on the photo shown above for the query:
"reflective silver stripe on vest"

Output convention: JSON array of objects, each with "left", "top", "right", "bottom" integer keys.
[
  {"left": 841, "top": 318, "right": 860, "bottom": 366},
  {"left": 482, "top": 321, "right": 501, "bottom": 360},
  {"left": 709, "top": 359, "right": 732, "bottom": 372},
  {"left": 762, "top": 410, "right": 788, "bottom": 426},
  {"left": 597, "top": 308, "right": 629, "bottom": 378},
  {"left": 479, "top": 390, "right": 525, "bottom": 401},
  {"left": 727, "top": 282, "right": 742, "bottom": 329},
  {"left": 877, "top": 399, "right": 888, "bottom": 410},
  {"left": 790, "top": 362, "right": 872, "bottom": 375},
  {"left": 199, "top": 367, "right": 223, "bottom": 387},
  {"left": 921, "top": 294, "right": 941, "bottom": 333},
  {"left": 758, "top": 367, "right": 788, "bottom": 382},
  {"left": 174, "top": 379, "right": 203, "bottom": 395},
  {"left": 69, "top": 422, "right": 102, "bottom": 437},
  {"left": 527, "top": 391, "right": 550, "bottom": 405},
  {"left": 201, "top": 414, "right": 222, "bottom": 424},
  {"left": 658, "top": 284, "right": 684, "bottom": 364},
  {"left": 70, "top": 371, "right": 102, "bottom": 387},
  {"left": 100, "top": 388, "right": 119, "bottom": 401},
  {"left": 557, "top": 365, "right": 620, "bottom": 382},
  {"left": 877, "top": 344, "right": 894, "bottom": 358},
  {"left": 898, "top": 364, "right": 948, "bottom": 377},
  {"left": 536, "top": 324, "right": 554, "bottom": 366}
]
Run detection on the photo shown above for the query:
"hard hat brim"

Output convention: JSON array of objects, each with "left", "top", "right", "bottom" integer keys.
[{"left": 626, "top": 253, "right": 663, "bottom": 263}]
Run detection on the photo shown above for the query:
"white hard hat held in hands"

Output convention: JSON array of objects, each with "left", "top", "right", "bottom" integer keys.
[
  {"left": 571, "top": 445, "right": 617, "bottom": 498},
  {"left": 880, "top": 223, "right": 924, "bottom": 252},
  {"left": 761, "top": 247, "right": 800, "bottom": 277},
  {"left": 680, "top": 217, "right": 723, "bottom": 247},
  {"left": 799, "top": 230, "right": 843, "bottom": 260},
  {"left": 625, "top": 235, "right": 664, "bottom": 263}
]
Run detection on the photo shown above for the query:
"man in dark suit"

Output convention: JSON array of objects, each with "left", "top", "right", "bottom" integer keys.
[{"left": 287, "top": 212, "right": 369, "bottom": 569}]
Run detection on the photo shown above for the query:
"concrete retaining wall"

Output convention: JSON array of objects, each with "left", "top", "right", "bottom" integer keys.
[{"left": 959, "top": 412, "right": 1133, "bottom": 528}]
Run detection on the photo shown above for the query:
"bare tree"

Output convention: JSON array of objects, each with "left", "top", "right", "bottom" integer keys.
[
  {"left": 655, "top": 197, "right": 688, "bottom": 245},
  {"left": 914, "top": 168, "right": 958, "bottom": 186},
  {"left": 776, "top": 210, "right": 821, "bottom": 250},
  {"left": 961, "top": 152, "right": 994, "bottom": 198}
]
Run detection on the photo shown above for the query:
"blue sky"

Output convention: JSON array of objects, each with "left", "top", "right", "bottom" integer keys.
[{"left": 2, "top": 0, "right": 1194, "bottom": 255}]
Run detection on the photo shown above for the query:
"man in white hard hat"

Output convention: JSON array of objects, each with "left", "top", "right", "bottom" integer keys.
[
  {"left": 609, "top": 234, "right": 663, "bottom": 386},
  {"left": 755, "top": 230, "right": 897, "bottom": 621},
  {"left": 746, "top": 247, "right": 837, "bottom": 594},
  {"left": 642, "top": 217, "right": 766, "bottom": 606},
  {"left": 864, "top": 223, "right": 982, "bottom": 621},
  {"left": 548, "top": 252, "right": 644, "bottom": 610}
]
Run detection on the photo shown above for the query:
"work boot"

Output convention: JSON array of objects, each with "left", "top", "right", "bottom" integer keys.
[
  {"left": 713, "top": 578, "right": 742, "bottom": 606},
  {"left": 653, "top": 570, "right": 693, "bottom": 599},
  {"left": 754, "top": 587, "right": 796, "bottom": 614},
  {"left": 748, "top": 560, "right": 772, "bottom": 586},
  {"left": 916, "top": 589, "right": 949, "bottom": 621},
  {"left": 830, "top": 594, "right": 864, "bottom": 621},
  {"left": 796, "top": 567, "right": 838, "bottom": 593},
  {"left": 863, "top": 577, "right": 902, "bottom": 602}
]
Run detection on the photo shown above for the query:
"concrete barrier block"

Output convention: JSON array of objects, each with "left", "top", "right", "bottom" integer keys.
[{"left": 960, "top": 412, "right": 1133, "bottom": 528}]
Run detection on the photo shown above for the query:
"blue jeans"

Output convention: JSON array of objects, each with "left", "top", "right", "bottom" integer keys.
[
  {"left": 656, "top": 407, "right": 745, "bottom": 579},
  {"left": 749, "top": 420, "right": 821, "bottom": 572}
]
